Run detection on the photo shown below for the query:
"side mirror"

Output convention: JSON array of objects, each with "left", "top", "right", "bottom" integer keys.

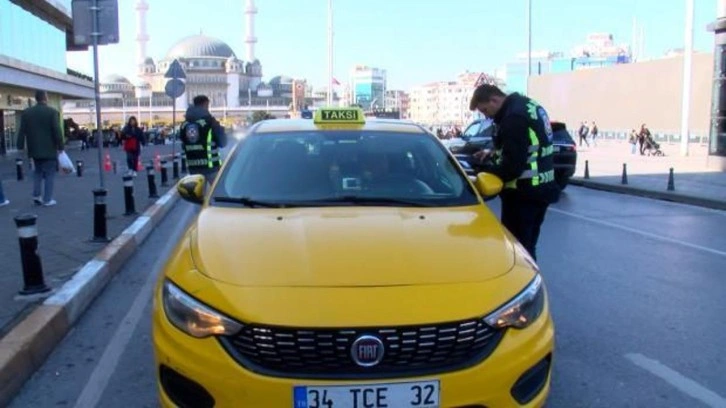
[
  {"left": 474, "top": 172, "right": 503, "bottom": 198},
  {"left": 177, "top": 175, "right": 206, "bottom": 205}
]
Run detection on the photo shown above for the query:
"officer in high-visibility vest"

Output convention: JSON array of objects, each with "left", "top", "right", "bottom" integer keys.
[
  {"left": 179, "top": 95, "right": 227, "bottom": 184},
  {"left": 470, "top": 85, "right": 560, "bottom": 261}
]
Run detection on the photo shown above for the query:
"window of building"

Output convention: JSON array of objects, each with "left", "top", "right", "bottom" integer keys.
[{"left": 0, "top": 1, "right": 66, "bottom": 72}]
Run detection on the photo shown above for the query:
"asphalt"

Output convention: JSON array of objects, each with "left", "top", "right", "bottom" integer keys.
[{"left": 9, "top": 186, "right": 726, "bottom": 408}]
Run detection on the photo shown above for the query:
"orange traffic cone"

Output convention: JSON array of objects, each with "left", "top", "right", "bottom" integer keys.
[{"left": 103, "top": 153, "right": 112, "bottom": 172}]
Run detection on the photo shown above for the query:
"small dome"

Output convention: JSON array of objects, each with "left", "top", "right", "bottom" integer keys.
[
  {"left": 102, "top": 74, "right": 131, "bottom": 84},
  {"left": 166, "top": 35, "right": 236, "bottom": 59},
  {"left": 144, "top": 57, "right": 155, "bottom": 65}
]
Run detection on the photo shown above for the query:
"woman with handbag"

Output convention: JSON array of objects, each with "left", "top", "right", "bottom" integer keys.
[{"left": 122, "top": 116, "right": 143, "bottom": 176}]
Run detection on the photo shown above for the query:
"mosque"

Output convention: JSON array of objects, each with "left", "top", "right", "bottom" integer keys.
[{"left": 64, "top": 0, "right": 304, "bottom": 125}]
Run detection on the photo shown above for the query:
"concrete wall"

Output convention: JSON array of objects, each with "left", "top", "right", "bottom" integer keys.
[{"left": 528, "top": 52, "right": 714, "bottom": 134}]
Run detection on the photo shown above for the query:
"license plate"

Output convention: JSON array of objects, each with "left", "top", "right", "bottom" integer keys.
[{"left": 293, "top": 380, "right": 440, "bottom": 408}]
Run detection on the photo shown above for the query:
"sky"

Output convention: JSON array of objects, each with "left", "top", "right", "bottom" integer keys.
[{"left": 67, "top": 0, "right": 719, "bottom": 90}]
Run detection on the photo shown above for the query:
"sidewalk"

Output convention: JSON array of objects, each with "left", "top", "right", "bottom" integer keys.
[
  {"left": 0, "top": 143, "right": 179, "bottom": 334},
  {"left": 570, "top": 140, "right": 726, "bottom": 209}
]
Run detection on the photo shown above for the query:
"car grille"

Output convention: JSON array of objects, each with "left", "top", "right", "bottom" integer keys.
[{"left": 218, "top": 318, "right": 504, "bottom": 379}]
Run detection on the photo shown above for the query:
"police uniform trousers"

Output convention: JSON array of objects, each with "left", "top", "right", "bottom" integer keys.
[{"left": 499, "top": 190, "right": 549, "bottom": 261}]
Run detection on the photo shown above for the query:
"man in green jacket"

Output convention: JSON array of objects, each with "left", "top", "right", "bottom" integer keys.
[{"left": 16, "top": 90, "right": 65, "bottom": 206}]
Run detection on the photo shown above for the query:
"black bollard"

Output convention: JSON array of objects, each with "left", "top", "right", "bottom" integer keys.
[
  {"left": 76, "top": 160, "right": 83, "bottom": 177},
  {"left": 160, "top": 160, "right": 169, "bottom": 187},
  {"left": 172, "top": 157, "right": 180, "bottom": 180},
  {"left": 91, "top": 189, "right": 109, "bottom": 242},
  {"left": 16, "top": 158, "right": 24, "bottom": 181},
  {"left": 667, "top": 168, "right": 675, "bottom": 191},
  {"left": 584, "top": 160, "right": 590, "bottom": 179},
  {"left": 123, "top": 175, "right": 137, "bottom": 216},
  {"left": 146, "top": 165, "right": 159, "bottom": 198},
  {"left": 181, "top": 153, "right": 187, "bottom": 173},
  {"left": 14, "top": 214, "right": 51, "bottom": 295},
  {"left": 621, "top": 163, "right": 628, "bottom": 185}
]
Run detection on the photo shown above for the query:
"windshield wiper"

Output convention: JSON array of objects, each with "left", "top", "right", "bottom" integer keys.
[
  {"left": 213, "top": 196, "right": 287, "bottom": 208},
  {"left": 306, "top": 196, "right": 433, "bottom": 207}
]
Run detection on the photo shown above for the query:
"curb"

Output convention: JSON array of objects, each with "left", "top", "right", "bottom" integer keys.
[
  {"left": 570, "top": 178, "right": 726, "bottom": 211},
  {"left": 0, "top": 188, "right": 179, "bottom": 405}
]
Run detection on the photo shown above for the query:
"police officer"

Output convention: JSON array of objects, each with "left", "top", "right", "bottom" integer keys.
[
  {"left": 179, "top": 95, "right": 227, "bottom": 184},
  {"left": 469, "top": 85, "right": 560, "bottom": 261}
]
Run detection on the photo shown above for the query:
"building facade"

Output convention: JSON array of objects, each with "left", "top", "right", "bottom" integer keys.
[
  {"left": 384, "top": 90, "right": 410, "bottom": 119},
  {"left": 504, "top": 33, "right": 632, "bottom": 94},
  {"left": 708, "top": 0, "right": 726, "bottom": 168},
  {"left": 348, "top": 65, "right": 387, "bottom": 110},
  {"left": 409, "top": 72, "right": 500, "bottom": 126},
  {"left": 0, "top": 0, "right": 93, "bottom": 154}
]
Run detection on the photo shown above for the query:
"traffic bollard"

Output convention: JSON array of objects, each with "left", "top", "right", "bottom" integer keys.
[
  {"left": 16, "top": 158, "right": 24, "bottom": 181},
  {"left": 91, "top": 189, "right": 109, "bottom": 242},
  {"left": 123, "top": 175, "right": 137, "bottom": 216},
  {"left": 621, "top": 163, "right": 628, "bottom": 185},
  {"left": 172, "top": 157, "right": 180, "bottom": 180},
  {"left": 181, "top": 154, "right": 187, "bottom": 173},
  {"left": 584, "top": 160, "right": 590, "bottom": 179},
  {"left": 146, "top": 165, "right": 159, "bottom": 198},
  {"left": 14, "top": 214, "right": 51, "bottom": 295},
  {"left": 76, "top": 160, "right": 83, "bottom": 177},
  {"left": 160, "top": 160, "right": 169, "bottom": 187},
  {"left": 667, "top": 168, "right": 675, "bottom": 191}
]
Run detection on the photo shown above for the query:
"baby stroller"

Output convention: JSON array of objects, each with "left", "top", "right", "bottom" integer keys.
[{"left": 643, "top": 135, "right": 665, "bottom": 156}]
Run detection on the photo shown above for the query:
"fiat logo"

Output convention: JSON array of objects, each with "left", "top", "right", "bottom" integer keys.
[{"left": 351, "top": 335, "right": 385, "bottom": 367}]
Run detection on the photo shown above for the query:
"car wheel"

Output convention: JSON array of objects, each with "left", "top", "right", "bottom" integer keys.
[{"left": 555, "top": 174, "right": 569, "bottom": 190}]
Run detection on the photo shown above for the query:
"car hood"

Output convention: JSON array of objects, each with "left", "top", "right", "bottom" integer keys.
[{"left": 189, "top": 206, "right": 516, "bottom": 288}]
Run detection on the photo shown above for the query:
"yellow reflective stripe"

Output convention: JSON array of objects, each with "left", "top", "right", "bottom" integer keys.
[
  {"left": 539, "top": 170, "right": 555, "bottom": 184},
  {"left": 541, "top": 145, "right": 554, "bottom": 156},
  {"left": 504, "top": 179, "right": 517, "bottom": 189},
  {"left": 528, "top": 128, "right": 540, "bottom": 186}
]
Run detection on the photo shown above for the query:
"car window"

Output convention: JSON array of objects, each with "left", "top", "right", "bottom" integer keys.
[
  {"left": 462, "top": 122, "right": 481, "bottom": 138},
  {"left": 213, "top": 130, "right": 479, "bottom": 207},
  {"left": 552, "top": 129, "right": 575, "bottom": 145}
]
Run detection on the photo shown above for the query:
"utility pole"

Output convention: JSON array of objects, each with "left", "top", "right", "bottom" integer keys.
[
  {"left": 526, "top": 0, "right": 532, "bottom": 95},
  {"left": 327, "top": 0, "right": 334, "bottom": 105},
  {"left": 680, "top": 0, "right": 694, "bottom": 156}
]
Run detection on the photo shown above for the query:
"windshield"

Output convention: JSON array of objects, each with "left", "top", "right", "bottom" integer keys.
[
  {"left": 212, "top": 130, "right": 479, "bottom": 208},
  {"left": 553, "top": 129, "right": 575, "bottom": 145}
]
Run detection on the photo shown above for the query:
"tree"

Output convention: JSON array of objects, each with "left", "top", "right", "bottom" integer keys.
[{"left": 251, "top": 111, "right": 275, "bottom": 124}]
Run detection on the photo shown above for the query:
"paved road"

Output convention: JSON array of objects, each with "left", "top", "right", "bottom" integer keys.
[{"left": 10, "top": 187, "right": 726, "bottom": 408}]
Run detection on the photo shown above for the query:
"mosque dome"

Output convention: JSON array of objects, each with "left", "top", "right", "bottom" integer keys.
[
  {"left": 102, "top": 74, "right": 131, "bottom": 84},
  {"left": 166, "top": 35, "right": 236, "bottom": 59}
]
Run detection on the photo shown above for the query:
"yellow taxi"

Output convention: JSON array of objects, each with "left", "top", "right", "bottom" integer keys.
[{"left": 152, "top": 107, "right": 554, "bottom": 408}]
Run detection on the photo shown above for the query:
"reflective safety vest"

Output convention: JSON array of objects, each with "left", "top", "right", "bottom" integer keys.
[
  {"left": 493, "top": 99, "right": 556, "bottom": 192},
  {"left": 180, "top": 118, "right": 222, "bottom": 172}
]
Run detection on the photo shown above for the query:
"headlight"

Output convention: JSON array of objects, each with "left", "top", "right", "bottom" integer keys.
[
  {"left": 484, "top": 275, "right": 545, "bottom": 329},
  {"left": 162, "top": 280, "right": 243, "bottom": 338}
]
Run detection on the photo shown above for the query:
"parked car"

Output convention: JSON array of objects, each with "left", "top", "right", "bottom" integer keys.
[{"left": 550, "top": 122, "right": 577, "bottom": 190}]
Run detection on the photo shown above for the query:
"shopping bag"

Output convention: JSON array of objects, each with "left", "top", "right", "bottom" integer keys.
[{"left": 58, "top": 151, "right": 75, "bottom": 175}]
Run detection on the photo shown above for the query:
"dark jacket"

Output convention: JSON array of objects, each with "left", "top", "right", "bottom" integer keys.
[
  {"left": 484, "top": 93, "right": 560, "bottom": 203},
  {"left": 183, "top": 106, "right": 227, "bottom": 148},
  {"left": 16, "top": 103, "right": 64, "bottom": 160},
  {"left": 121, "top": 125, "right": 144, "bottom": 153}
]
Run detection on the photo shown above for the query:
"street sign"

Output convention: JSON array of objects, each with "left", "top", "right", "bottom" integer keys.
[
  {"left": 164, "top": 59, "right": 187, "bottom": 79},
  {"left": 165, "top": 79, "right": 186, "bottom": 99},
  {"left": 71, "top": 0, "right": 119, "bottom": 46}
]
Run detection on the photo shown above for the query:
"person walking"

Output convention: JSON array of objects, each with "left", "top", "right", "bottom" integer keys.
[
  {"left": 638, "top": 124, "right": 650, "bottom": 156},
  {"left": 0, "top": 181, "right": 8, "bottom": 207},
  {"left": 591, "top": 121, "right": 599, "bottom": 147},
  {"left": 121, "top": 116, "right": 143, "bottom": 176},
  {"left": 577, "top": 121, "right": 590, "bottom": 147},
  {"left": 179, "top": 95, "right": 227, "bottom": 185},
  {"left": 629, "top": 129, "right": 638, "bottom": 154},
  {"left": 16, "top": 90, "right": 64, "bottom": 206},
  {"left": 470, "top": 84, "right": 560, "bottom": 261}
]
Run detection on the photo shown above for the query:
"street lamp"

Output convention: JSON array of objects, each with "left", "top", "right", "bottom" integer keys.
[
  {"left": 680, "top": 0, "right": 695, "bottom": 156},
  {"left": 526, "top": 0, "right": 532, "bottom": 95}
]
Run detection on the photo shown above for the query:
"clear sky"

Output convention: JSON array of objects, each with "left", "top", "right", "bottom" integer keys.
[{"left": 67, "top": 0, "right": 718, "bottom": 90}]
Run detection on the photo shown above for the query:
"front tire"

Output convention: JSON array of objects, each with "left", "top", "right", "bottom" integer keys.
[{"left": 555, "top": 173, "right": 569, "bottom": 190}]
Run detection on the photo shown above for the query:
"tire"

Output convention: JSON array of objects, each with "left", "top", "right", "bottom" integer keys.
[{"left": 555, "top": 174, "right": 569, "bottom": 190}]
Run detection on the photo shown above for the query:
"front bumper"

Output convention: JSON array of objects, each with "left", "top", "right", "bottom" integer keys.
[{"left": 152, "top": 297, "right": 554, "bottom": 408}]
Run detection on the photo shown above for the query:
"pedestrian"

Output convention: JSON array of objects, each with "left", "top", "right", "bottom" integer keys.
[
  {"left": 638, "top": 124, "right": 650, "bottom": 156},
  {"left": 179, "top": 95, "right": 227, "bottom": 185},
  {"left": 578, "top": 121, "right": 590, "bottom": 147},
  {"left": 121, "top": 116, "right": 143, "bottom": 176},
  {"left": 0, "top": 181, "right": 8, "bottom": 207},
  {"left": 16, "top": 90, "right": 64, "bottom": 206},
  {"left": 470, "top": 84, "right": 560, "bottom": 261},
  {"left": 591, "top": 121, "right": 599, "bottom": 147},
  {"left": 629, "top": 129, "right": 638, "bottom": 154}
]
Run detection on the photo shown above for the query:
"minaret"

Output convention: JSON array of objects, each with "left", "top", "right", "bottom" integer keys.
[
  {"left": 135, "top": 0, "right": 149, "bottom": 74},
  {"left": 245, "top": 0, "right": 258, "bottom": 61}
]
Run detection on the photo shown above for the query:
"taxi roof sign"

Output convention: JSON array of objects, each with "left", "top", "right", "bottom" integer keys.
[{"left": 313, "top": 107, "right": 365, "bottom": 125}]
